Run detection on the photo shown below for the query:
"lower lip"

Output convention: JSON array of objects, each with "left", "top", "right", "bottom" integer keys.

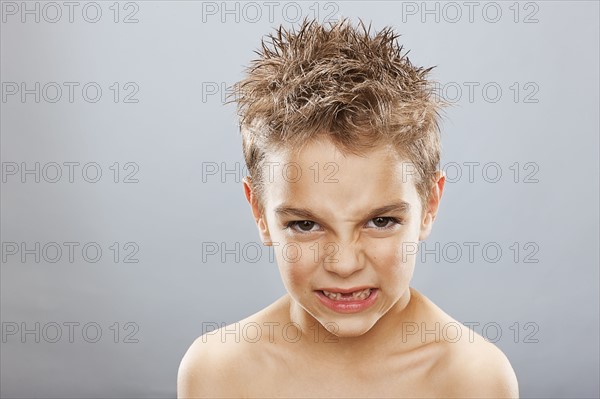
[{"left": 315, "top": 289, "right": 378, "bottom": 314}]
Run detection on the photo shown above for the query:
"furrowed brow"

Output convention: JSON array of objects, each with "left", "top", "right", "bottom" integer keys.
[
  {"left": 363, "top": 202, "right": 411, "bottom": 220},
  {"left": 274, "top": 206, "right": 318, "bottom": 220},
  {"left": 274, "top": 201, "right": 410, "bottom": 221}
]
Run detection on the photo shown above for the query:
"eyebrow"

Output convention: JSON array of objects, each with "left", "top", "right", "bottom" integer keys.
[{"left": 274, "top": 201, "right": 411, "bottom": 221}]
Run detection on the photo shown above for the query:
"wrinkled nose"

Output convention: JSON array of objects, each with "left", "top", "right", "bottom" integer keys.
[{"left": 320, "top": 239, "right": 365, "bottom": 278}]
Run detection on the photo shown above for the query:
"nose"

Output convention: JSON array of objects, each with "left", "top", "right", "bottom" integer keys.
[{"left": 320, "top": 237, "right": 365, "bottom": 278}]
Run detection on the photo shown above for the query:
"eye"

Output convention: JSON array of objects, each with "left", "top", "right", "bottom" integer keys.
[
  {"left": 285, "top": 220, "right": 321, "bottom": 234},
  {"left": 366, "top": 217, "right": 402, "bottom": 230}
]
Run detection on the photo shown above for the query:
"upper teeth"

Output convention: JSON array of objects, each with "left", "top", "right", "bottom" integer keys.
[{"left": 322, "top": 288, "right": 372, "bottom": 301}]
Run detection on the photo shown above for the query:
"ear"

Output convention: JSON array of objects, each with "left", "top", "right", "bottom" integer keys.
[
  {"left": 418, "top": 170, "right": 446, "bottom": 241},
  {"left": 242, "top": 176, "right": 273, "bottom": 246}
]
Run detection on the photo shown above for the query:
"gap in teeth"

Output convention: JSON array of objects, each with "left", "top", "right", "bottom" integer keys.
[{"left": 322, "top": 288, "right": 372, "bottom": 301}]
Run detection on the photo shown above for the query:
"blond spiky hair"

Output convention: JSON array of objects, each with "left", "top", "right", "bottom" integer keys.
[{"left": 229, "top": 17, "right": 446, "bottom": 213}]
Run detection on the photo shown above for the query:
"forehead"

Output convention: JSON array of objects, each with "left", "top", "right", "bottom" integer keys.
[{"left": 262, "top": 137, "right": 420, "bottom": 217}]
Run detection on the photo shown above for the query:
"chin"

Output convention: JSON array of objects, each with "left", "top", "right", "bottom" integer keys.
[{"left": 320, "top": 315, "right": 380, "bottom": 338}]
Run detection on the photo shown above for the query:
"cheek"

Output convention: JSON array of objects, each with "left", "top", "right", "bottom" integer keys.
[
  {"left": 366, "top": 236, "right": 417, "bottom": 279},
  {"left": 265, "top": 223, "right": 301, "bottom": 286},
  {"left": 273, "top": 241, "right": 315, "bottom": 289},
  {"left": 367, "top": 241, "right": 406, "bottom": 268}
]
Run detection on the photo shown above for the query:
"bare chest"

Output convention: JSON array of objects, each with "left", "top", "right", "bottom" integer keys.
[{"left": 242, "top": 348, "right": 444, "bottom": 398}]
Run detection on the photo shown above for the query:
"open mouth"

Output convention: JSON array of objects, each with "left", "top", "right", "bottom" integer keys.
[
  {"left": 315, "top": 288, "right": 378, "bottom": 313},
  {"left": 320, "top": 288, "right": 373, "bottom": 301}
]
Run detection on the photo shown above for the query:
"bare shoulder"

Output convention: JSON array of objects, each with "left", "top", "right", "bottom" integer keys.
[
  {"left": 177, "top": 326, "right": 246, "bottom": 398},
  {"left": 437, "top": 336, "right": 519, "bottom": 398},
  {"left": 412, "top": 289, "right": 519, "bottom": 398},
  {"left": 177, "top": 297, "right": 288, "bottom": 398}
]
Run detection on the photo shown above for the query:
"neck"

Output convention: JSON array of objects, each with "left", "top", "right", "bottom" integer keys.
[{"left": 286, "top": 287, "right": 418, "bottom": 358}]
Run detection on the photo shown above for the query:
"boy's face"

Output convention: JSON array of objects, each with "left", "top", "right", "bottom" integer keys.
[{"left": 243, "top": 136, "right": 444, "bottom": 338}]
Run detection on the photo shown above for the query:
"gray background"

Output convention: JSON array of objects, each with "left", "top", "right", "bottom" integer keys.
[{"left": 1, "top": 1, "right": 598, "bottom": 398}]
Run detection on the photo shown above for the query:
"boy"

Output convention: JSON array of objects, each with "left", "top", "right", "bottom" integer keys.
[{"left": 178, "top": 18, "right": 519, "bottom": 398}]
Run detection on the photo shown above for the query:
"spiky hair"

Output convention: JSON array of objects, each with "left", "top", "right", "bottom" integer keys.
[{"left": 229, "top": 17, "right": 446, "bottom": 212}]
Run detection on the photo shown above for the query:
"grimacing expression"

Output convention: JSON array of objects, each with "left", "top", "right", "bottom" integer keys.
[{"left": 243, "top": 136, "right": 442, "bottom": 338}]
